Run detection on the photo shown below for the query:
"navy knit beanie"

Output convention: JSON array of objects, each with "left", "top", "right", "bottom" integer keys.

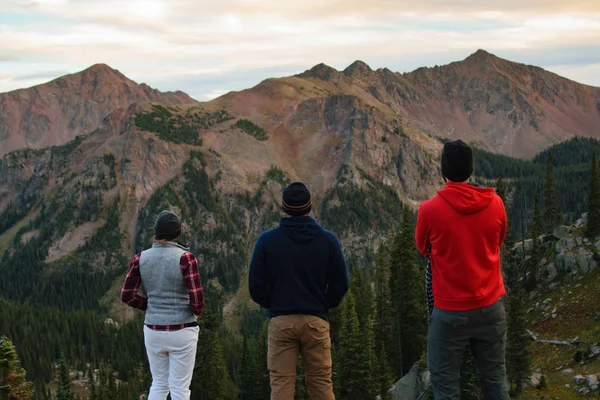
[
  {"left": 282, "top": 182, "right": 312, "bottom": 217},
  {"left": 154, "top": 210, "right": 182, "bottom": 240},
  {"left": 441, "top": 140, "right": 473, "bottom": 182}
]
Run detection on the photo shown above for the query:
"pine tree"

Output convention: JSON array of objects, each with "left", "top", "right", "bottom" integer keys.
[
  {"left": 587, "top": 148, "right": 600, "bottom": 237},
  {"left": 55, "top": 354, "right": 74, "bottom": 400},
  {"left": 388, "top": 207, "right": 427, "bottom": 378},
  {"left": 460, "top": 353, "right": 480, "bottom": 400},
  {"left": 373, "top": 244, "right": 394, "bottom": 397},
  {"left": 373, "top": 340, "right": 393, "bottom": 400},
  {"left": 192, "top": 311, "right": 236, "bottom": 400},
  {"left": 295, "top": 357, "right": 308, "bottom": 400},
  {"left": 256, "top": 326, "right": 270, "bottom": 399},
  {"left": 496, "top": 178, "right": 519, "bottom": 290},
  {"left": 543, "top": 151, "right": 563, "bottom": 230},
  {"left": 0, "top": 336, "right": 34, "bottom": 400},
  {"left": 239, "top": 337, "right": 253, "bottom": 400},
  {"left": 337, "top": 293, "right": 373, "bottom": 400},
  {"left": 349, "top": 266, "right": 373, "bottom": 328},
  {"left": 495, "top": 177, "right": 506, "bottom": 202},
  {"left": 531, "top": 197, "right": 543, "bottom": 240},
  {"left": 525, "top": 198, "right": 543, "bottom": 290},
  {"left": 506, "top": 282, "right": 531, "bottom": 394},
  {"left": 496, "top": 181, "right": 532, "bottom": 394}
]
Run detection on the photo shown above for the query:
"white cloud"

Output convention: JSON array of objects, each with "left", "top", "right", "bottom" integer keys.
[
  {"left": 546, "top": 63, "right": 600, "bottom": 87},
  {"left": 0, "top": 0, "right": 599, "bottom": 94},
  {"left": 200, "top": 89, "right": 229, "bottom": 100}
]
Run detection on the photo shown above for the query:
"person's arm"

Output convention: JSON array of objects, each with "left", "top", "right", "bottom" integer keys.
[
  {"left": 326, "top": 235, "right": 349, "bottom": 308},
  {"left": 249, "top": 237, "right": 270, "bottom": 308},
  {"left": 181, "top": 252, "right": 205, "bottom": 316},
  {"left": 120, "top": 254, "right": 148, "bottom": 310},
  {"left": 415, "top": 203, "right": 430, "bottom": 257},
  {"left": 498, "top": 197, "right": 508, "bottom": 246}
]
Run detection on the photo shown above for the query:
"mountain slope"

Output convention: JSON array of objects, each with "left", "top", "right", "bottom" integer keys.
[
  {"left": 296, "top": 50, "right": 600, "bottom": 158},
  {"left": 0, "top": 64, "right": 196, "bottom": 156},
  {"left": 1, "top": 53, "right": 599, "bottom": 396}
]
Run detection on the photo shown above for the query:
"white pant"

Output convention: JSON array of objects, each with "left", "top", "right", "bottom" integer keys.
[{"left": 144, "top": 326, "right": 199, "bottom": 400}]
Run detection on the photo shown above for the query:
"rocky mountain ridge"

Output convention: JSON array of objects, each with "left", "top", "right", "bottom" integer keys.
[
  {"left": 0, "top": 64, "right": 195, "bottom": 157},
  {"left": 297, "top": 50, "right": 600, "bottom": 158},
  {"left": 2, "top": 50, "right": 599, "bottom": 159}
]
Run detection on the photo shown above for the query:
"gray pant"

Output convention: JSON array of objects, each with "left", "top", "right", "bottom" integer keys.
[{"left": 427, "top": 300, "right": 510, "bottom": 400}]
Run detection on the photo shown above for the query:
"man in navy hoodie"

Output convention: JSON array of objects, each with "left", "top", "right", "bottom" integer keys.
[{"left": 249, "top": 181, "right": 348, "bottom": 400}]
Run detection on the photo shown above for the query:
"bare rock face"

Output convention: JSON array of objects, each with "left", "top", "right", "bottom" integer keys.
[
  {"left": 297, "top": 50, "right": 600, "bottom": 158},
  {"left": 0, "top": 64, "right": 196, "bottom": 156}
]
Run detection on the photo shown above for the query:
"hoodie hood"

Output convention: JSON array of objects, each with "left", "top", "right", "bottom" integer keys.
[
  {"left": 280, "top": 216, "right": 323, "bottom": 244},
  {"left": 437, "top": 182, "right": 494, "bottom": 215}
]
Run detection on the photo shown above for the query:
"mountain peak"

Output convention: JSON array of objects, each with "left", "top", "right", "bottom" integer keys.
[
  {"left": 298, "top": 63, "right": 339, "bottom": 81},
  {"left": 343, "top": 60, "right": 373, "bottom": 77},
  {"left": 86, "top": 63, "right": 116, "bottom": 72},
  {"left": 464, "top": 49, "right": 498, "bottom": 64},
  {"left": 80, "top": 63, "right": 127, "bottom": 80}
]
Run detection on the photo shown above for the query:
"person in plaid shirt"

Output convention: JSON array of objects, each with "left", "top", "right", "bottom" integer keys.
[{"left": 121, "top": 210, "right": 204, "bottom": 400}]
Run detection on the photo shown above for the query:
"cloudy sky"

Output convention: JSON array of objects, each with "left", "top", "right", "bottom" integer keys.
[{"left": 1, "top": 0, "right": 599, "bottom": 100}]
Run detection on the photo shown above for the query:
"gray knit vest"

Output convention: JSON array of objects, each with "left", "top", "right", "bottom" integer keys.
[{"left": 139, "top": 242, "right": 196, "bottom": 326}]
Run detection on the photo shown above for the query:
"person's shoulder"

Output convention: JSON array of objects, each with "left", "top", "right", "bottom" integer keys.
[
  {"left": 492, "top": 192, "right": 505, "bottom": 205},
  {"left": 418, "top": 195, "right": 440, "bottom": 213},
  {"left": 179, "top": 251, "right": 197, "bottom": 263},
  {"left": 257, "top": 226, "right": 282, "bottom": 242},
  {"left": 131, "top": 252, "right": 142, "bottom": 265},
  {"left": 490, "top": 193, "right": 507, "bottom": 213},
  {"left": 321, "top": 228, "right": 341, "bottom": 245}
]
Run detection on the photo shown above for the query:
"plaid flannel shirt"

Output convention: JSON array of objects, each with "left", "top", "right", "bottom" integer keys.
[{"left": 121, "top": 252, "right": 205, "bottom": 331}]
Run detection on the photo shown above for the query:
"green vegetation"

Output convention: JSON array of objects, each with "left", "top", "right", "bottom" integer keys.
[
  {"left": 321, "top": 165, "right": 404, "bottom": 246},
  {"left": 388, "top": 207, "right": 427, "bottom": 378},
  {"left": 472, "top": 137, "right": 600, "bottom": 236},
  {"left": 372, "top": 245, "right": 394, "bottom": 400},
  {"left": 54, "top": 354, "right": 74, "bottom": 400},
  {"left": 543, "top": 151, "right": 564, "bottom": 230},
  {"left": 0, "top": 299, "right": 148, "bottom": 398},
  {"left": 336, "top": 292, "right": 375, "bottom": 399},
  {"left": 231, "top": 119, "right": 269, "bottom": 141},
  {"left": 192, "top": 312, "right": 237, "bottom": 400},
  {"left": 0, "top": 336, "right": 34, "bottom": 400},
  {"left": 265, "top": 165, "right": 290, "bottom": 187},
  {"left": 506, "top": 286, "right": 531, "bottom": 394},
  {"left": 587, "top": 149, "right": 600, "bottom": 237},
  {"left": 135, "top": 104, "right": 234, "bottom": 145},
  {"left": 51, "top": 136, "right": 83, "bottom": 159}
]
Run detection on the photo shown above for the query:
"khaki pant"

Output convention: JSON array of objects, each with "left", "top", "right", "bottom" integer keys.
[{"left": 268, "top": 315, "right": 335, "bottom": 400}]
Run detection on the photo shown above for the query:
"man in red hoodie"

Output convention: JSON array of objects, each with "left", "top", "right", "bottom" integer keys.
[{"left": 415, "top": 140, "right": 509, "bottom": 400}]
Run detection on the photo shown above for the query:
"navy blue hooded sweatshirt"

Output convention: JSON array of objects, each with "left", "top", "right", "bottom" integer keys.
[{"left": 248, "top": 216, "right": 348, "bottom": 320}]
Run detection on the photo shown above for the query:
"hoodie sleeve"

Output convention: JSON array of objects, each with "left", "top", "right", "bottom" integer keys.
[
  {"left": 326, "top": 234, "right": 349, "bottom": 308},
  {"left": 249, "top": 236, "right": 270, "bottom": 309},
  {"left": 415, "top": 202, "right": 430, "bottom": 257},
  {"left": 498, "top": 196, "right": 508, "bottom": 246}
]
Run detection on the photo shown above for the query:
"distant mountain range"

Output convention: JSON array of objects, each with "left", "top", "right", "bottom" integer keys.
[{"left": 1, "top": 49, "right": 599, "bottom": 158}]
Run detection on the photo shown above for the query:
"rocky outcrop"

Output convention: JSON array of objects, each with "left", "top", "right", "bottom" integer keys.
[
  {"left": 387, "top": 365, "right": 430, "bottom": 400},
  {"left": 573, "top": 373, "right": 599, "bottom": 396},
  {"left": 515, "top": 214, "right": 599, "bottom": 283}
]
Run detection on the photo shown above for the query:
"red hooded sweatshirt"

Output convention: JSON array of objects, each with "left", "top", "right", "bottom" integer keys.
[{"left": 415, "top": 182, "right": 507, "bottom": 311}]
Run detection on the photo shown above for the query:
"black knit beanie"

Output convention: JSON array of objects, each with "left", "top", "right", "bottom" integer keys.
[
  {"left": 154, "top": 210, "right": 182, "bottom": 240},
  {"left": 282, "top": 182, "right": 312, "bottom": 217},
  {"left": 441, "top": 140, "right": 474, "bottom": 182}
]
